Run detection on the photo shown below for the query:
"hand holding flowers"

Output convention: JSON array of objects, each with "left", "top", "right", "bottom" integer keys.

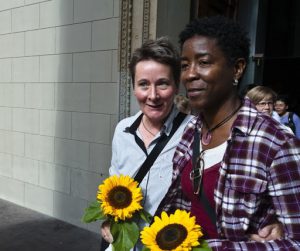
[
  {"left": 82, "top": 174, "right": 211, "bottom": 251},
  {"left": 82, "top": 175, "right": 151, "bottom": 251}
]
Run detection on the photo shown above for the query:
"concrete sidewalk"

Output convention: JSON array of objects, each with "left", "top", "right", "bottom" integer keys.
[{"left": 0, "top": 199, "right": 102, "bottom": 251}]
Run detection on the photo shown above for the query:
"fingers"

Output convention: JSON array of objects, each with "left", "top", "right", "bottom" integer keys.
[
  {"left": 102, "top": 232, "right": 113, "bottom": 243},
  {"left": 259, "top": 223, "right": 283, "bottom": 241},
  {"left": 100, "top": 222, "right": 113, "bottom": 243},
  {"left": 258, "top": 225, "right": 271, "bottom": 238},
  {"left": 250, "top": 223, "right": 284, "bottom": 242},
  {"left": 249, "top": 234, "right": 267, "bottom": 242}
]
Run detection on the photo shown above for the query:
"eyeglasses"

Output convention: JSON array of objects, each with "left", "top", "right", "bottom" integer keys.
[
  {"left": 190, "top": 150, "right": 205, "bottom": 195},
  {"left": 257, "top": 101, "right": 274, "bottom": 107}
]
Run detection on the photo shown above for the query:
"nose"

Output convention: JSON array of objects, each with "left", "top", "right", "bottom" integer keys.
[
  {"left": 184, "top": 63, "right": 199, "bottom": 82},
  {"left": 148, "top": 86, "right": 159, "bottom": 100}
]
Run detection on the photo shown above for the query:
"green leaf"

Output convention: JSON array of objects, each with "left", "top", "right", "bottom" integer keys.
[
  {"left": 193, "top": 247, "right": 212, "bottom": 251},
  {"left": 192, "top": 240, "right": 212, "bottom": 251},
  {"left": 138, "top": 209, "right": 153, "bottom": 224},
  {"left": 141, "top": 247, "right": 151, "bottom": 251},
  {"left": 81, "top": 200, "right": 106, "bottom": 223},
  {"left": 111, "top": 220, "right": 139, "bottom": 251}
]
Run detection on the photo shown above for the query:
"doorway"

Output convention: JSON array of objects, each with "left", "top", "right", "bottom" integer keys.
[
  {"left": 191, "top": 0, "right": 300, "bottom": 114},
  {"left": 262, "top": 0, "right": 300, "bottom": 114}
]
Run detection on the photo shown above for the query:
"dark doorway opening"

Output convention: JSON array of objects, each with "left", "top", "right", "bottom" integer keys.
[{"left": 263, "top": 0, "right": 300, "bottom": 114}]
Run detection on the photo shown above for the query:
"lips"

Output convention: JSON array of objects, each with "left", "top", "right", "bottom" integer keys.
[
  {"left": 146, "top": 103, "right": 163, "bottom": 109},
  {"left": 186, "top": 88, "right": 206, "bottom": 98}
]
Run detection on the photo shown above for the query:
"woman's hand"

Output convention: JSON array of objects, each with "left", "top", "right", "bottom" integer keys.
[
  {"left": 100, "top": 221, "right": 113, "bottom": 243},
  {"left": 250, "top": 223, "right": 283, "bottom": 242}
]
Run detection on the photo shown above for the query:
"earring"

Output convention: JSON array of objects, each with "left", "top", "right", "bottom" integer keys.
[{"left": 233, "top": 79, "right": 238, "bottom": 86}]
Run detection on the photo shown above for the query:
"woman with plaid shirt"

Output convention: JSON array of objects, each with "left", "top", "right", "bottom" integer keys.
[{"left": 157, "top": 16, "right": 300, "bottom": 250}]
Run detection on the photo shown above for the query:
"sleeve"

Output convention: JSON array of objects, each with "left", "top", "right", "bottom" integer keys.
[
  {"left": 208, "top": 137, "right": 300, "bottom": 250},
  {"left": 293, "top": 113, "right": 300, "bottom": 139},
  {"left": 207, "top": 239, "right": 300, "bottom": 250}
]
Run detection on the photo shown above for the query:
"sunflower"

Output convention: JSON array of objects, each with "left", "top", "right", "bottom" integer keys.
[
  {"left": 141, "top": 210, "right": 203, "bottom": 251},
  {"left": 97, "top": 175, "right": 143, "bottom": 221}
]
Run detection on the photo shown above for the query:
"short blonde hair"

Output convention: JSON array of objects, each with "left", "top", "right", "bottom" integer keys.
[{"left": 246, "top": 86, "right": 277, "bottom": 105}]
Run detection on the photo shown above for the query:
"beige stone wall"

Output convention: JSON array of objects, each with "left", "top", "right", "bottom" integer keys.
[
  {"left": 0, "top": 0, "right": 191, "bottom": 233},
  {"left": 0, "top": 0, "right": 120, "bottom": 233}
]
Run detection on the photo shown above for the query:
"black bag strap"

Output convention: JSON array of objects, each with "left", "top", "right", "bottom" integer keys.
[
  {"left": 192, "top": 127, "right": 217, "bottom": 225},
  {"left": 289, "top": 112, "right": 294, "bottom": 123},
  {"left": 134, "top": 112, "right": 187, "bottom": 184},
  {"left": 287, "top": 112, "right": 296, "bottom": 133}
]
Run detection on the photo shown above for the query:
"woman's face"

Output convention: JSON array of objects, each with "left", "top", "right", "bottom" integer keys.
[
  {"left": 180, "top": 35, "right": 239, "bottom": 112},
  {"left": 133, "top": 60, "right": 178, "bottom": 123},
  {"left": 255, "top": 95, "right": 274, "bottom": 115}
]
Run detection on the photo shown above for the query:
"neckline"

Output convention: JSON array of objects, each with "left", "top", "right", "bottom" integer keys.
[{"left": 201, "top": 102, "right": 242, "bottom": 145}]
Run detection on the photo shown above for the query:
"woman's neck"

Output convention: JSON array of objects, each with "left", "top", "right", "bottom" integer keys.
[
  {"left": 201, "top": 98, "right": 241, "bottom": 128},
  {"left": 200, "top": 98, "right": 242, "bottom": 149},
  {"left": 142, "top": 116, "right": 163, "bottom": 133}
]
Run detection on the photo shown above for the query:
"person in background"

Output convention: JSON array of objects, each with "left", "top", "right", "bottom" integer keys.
[
  {"left": 246, "top": 86, "right": 294, "bottom": 134},
  {"left": 246, "top": 85, "right": 280, "bottom": 121},
  {"left": 158, "top": 16, "right": 300, "bottom": 250},
  {"left": 100, "top": 37, "right": 193, "bottom": 251},
  {"left": 174, "top": 94, "right": 191, "bottom": 114},
  {"left": 275, "top": 95, "right": 300, "bottom": 139}
]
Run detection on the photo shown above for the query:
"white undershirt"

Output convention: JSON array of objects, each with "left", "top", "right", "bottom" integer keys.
[{"left": 200, "top": 141, "right": 227, "bottom": 169}]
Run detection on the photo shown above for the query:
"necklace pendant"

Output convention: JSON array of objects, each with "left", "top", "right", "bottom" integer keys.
[{"left": 201, "top": 131, "right": 212, "bottom": 145}]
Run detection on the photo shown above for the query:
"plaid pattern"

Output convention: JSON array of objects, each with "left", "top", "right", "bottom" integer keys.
[{"left": 157, "top": 98, "right": 300, "bottom": 250}]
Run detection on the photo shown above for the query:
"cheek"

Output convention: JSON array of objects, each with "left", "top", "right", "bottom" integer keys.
[
  {"left": 134, "top": 90, "right": 147, "bottom": 103},
  {"left": 256, "top": 106, "right": 262, "bottom": 112},
  {"left": 161, "top": 90, "right": 177, "bottom": 103}
]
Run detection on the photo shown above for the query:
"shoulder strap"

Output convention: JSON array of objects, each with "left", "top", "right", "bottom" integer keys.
[
  {"left": 289, "top": 112, "right": 294, "bottom": 122},
  {"left": 134, "top": 112, "right": 187, "bottom": 184},
  {"left": 192, "top": 128, "right": 217, "bottom": 225},
  {"left": 287, "top": 112, "right": 296, "bottom": 133}
]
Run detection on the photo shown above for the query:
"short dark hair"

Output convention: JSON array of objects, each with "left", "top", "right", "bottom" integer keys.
[
  {"left": 276, "top": 94, "right": 289, "bottom": 105},
  {"left": 129, "top": 37, "right": 181, "bottom": 87},
  {"left": 179, "top": 15, "right": 250, "bottom": 66}
]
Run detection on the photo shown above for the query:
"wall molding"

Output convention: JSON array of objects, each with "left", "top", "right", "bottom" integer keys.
[
  {"left": 118, "top": 0, "right": 156, "bottom": 119},
  {"left": 119, "top": 0, "right": 133, "bottom": 119}
]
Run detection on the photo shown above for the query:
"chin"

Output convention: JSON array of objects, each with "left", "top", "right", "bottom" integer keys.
[
  {"left": 189, "top": 101, "right": 204, "bottom": 112},
  {"left": 144, "top": 111, "right": 165, "bottom": 121}
]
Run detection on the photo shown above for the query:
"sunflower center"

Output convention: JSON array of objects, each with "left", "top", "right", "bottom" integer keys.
[
  {"left": 107, "top": 186, "right": 132, "bottom": 209},
  {"left": 156, "top": 223, "right": 187, "bottom": 250}
]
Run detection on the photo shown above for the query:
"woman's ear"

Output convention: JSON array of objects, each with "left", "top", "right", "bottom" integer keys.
[{"left": 234, "top": 58, "right": 246, "bottom": 80}]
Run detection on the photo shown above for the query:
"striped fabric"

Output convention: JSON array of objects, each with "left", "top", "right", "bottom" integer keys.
[{"left": 157, "top": 98, "right": 300, "bottom": 250}]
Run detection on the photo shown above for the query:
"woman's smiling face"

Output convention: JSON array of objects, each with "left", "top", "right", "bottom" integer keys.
[
  {"left": 133, "top": 60, "right": 178, "bottom": 124},
  {"left": 180, "top": 35, "right": 236, "bottom": 112}
]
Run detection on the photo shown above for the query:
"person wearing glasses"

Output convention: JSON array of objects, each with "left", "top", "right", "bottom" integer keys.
[
  {"left": 246, "top": 85, "right": 280, "bottom": 121},
  {"left": 157, "top": 16, "right": 300, "bottom": 250},
  {"left": 246, "top": 86, "right": 294, "bottom": 134}
]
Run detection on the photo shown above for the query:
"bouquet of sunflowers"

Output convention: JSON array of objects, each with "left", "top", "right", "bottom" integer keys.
[
  {"left": 82, "top": 175, "right": 152, "bottom": 251},
  {"left": 140, "top": 209, "right": 212, "bottom": 251},
  {"left": 82, "top": 174, "right": 211, "bottom": 251}
]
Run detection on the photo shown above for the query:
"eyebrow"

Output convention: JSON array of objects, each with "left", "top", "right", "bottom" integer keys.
[{"left": 180, "top": 52, "right": 210, "bottom": 60}]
